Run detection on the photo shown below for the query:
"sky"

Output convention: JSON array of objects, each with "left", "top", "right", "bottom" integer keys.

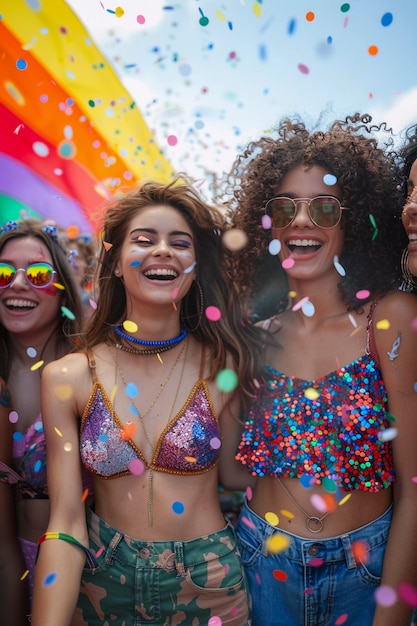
[{"left": 61, "top": 0, "right": 417, "bottom": 189}]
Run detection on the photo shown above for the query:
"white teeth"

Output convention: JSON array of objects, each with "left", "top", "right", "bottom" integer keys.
[
  {"left": 5, "top": 299, "right": 37, "bottom": 308},
  {"left": 287, "top": 239, "right": 321, "bottom": 247},
  {"left": 144, "top": 268, "right": 178, "bottom": 277},
  {"left": 409, "top": 237, "right": 417, "bottom": 243}
]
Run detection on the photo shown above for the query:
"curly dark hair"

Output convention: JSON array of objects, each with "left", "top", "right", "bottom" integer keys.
[
  {"left": 222, "top": 113, "right": 406, "bottom": 318},
  {"left": 399, "top": 122, "right": 417, "bottom": 198},
  {"left": 84, "top": 175, "right": 265, "bottom": 398}
]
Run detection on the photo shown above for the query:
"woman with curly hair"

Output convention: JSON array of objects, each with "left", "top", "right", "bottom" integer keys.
[
  {"left": 220, "top": 114, "right": 417, "bottom": 625},
  {"left": 398, "top": 122, "right": 417, "bottom": 293}
]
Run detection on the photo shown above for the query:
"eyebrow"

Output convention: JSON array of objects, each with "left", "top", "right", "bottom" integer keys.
[{"left": 130, "top": 227, "right": 193, "bottom": 239}]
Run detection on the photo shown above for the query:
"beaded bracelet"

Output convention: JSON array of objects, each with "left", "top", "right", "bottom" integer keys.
[{"left": 37, "top": 532, "right": 98, "bottom": 569}]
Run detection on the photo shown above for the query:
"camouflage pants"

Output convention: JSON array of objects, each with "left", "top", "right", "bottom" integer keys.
[{"left": 72, "top": 508, "right": 252, "bottom": 626}]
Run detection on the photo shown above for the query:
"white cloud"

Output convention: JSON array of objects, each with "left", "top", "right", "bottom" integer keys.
[{"left": 370, "top": 88, "right": 417, "bottom": 138}]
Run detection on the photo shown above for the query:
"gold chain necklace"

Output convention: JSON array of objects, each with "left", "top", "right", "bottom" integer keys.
[
  {"left": 277, "top": 478, "right": 329, "bottom": 533},
  {"left": 111, "top": 337, "right": 188, "bottom": 525}
]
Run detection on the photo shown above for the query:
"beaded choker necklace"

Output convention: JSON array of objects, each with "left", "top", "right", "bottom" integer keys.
[{"left": 114, "top": 325, "right": 187, "bottom": 348}]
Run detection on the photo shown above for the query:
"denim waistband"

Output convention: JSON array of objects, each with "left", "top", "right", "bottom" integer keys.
[{"left": 239, "top": 499, "right": 393, "bottom": 567}]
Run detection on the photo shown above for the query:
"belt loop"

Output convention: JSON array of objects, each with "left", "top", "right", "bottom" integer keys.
[
  {"left": 105, "top": 531, "right": 123, "bottom": 565},
  {"left": 174, "top": 541, "right": 186, "bottom": 577},
  {"left": 340, "top": 534, "right": 357, "bottom": 569}
]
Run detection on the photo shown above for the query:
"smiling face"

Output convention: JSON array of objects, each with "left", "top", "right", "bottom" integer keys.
[
  {"left": 402, "top": 157, "right": 417, "bottom": 277},
  {"left": 115, "top": 204, "right": 197, "bottom": 316},
  {"left": 271, "top": 164, "right": 344, "bottom": 286},
  {"left": 0, "top": 236, "right": 62, "bottom": 340}
]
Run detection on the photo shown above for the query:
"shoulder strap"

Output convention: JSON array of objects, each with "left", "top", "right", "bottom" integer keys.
[
  {"left": 86, "top": 349, "right": 99, "bottom": 384},
  {"left": 366, "top": 298, "right": 383, "bottom": 366}
]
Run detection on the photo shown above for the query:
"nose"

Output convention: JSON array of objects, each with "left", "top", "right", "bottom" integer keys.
[
  {"left": 292, "top": 200, "right": 314, "bottom": 227},
  {"left": 151, "top": 238, "right": 172, "bottom": 256},
  {"left": 9, "top": 268, "right": 30, "bottom": 289},
  {"left": 403, "top": 198, "right": 417, "bottom": 221}
]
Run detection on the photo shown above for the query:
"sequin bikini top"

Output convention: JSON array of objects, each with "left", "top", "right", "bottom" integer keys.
[
  {"left": 236, "top": 301, "right": 395, "bottom": 492},
  {"left": 80, "top": 348, "right": 221, "bottom": 479}
]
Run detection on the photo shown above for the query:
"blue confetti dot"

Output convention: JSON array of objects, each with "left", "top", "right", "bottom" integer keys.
[
  {"left": 288, "top": 18, "right": 296, "bottom": 35},
  {"left": 126, "top": 382, "right": 138, "bottom": 399},
  {"left": 16, "top": 58, "right": 27, "bottom": 70},
  {"left": 44, "top": 572, "right": 57, "bottom": 586},
  {"left": 172, "top": 501, "right": 185, "bottom": 515},
  {"left": 381, "top": 12, "right": 393, "bottom": 27},
  {"left": 327, "top": 36, "right": 333, "bottom": 44},
  {"left": 130, "top": 260, "right": 141, "bottom": 267}
]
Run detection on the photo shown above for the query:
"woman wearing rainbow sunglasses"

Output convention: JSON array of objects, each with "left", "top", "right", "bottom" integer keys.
[
  {"left": 0, "top": 219, "right": 84, "bottom": 612},
  {"left": 220, "top": 114, "right": 417, "bottom": 626}
]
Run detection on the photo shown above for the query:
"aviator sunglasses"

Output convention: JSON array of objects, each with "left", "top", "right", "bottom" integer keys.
[
  {"left": 0, "top": 262, "right": 55, "bottom": 289},
  {"left": 265, "top": 196, "right": 349, "bottom": 229}
]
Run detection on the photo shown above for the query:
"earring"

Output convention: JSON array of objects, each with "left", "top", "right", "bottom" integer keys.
[
  {"left": 115, "top": 268, "right": 120, "bottom": 276},
  {"left": 400, "top": 248, "right": 417, "bottom": 292}
]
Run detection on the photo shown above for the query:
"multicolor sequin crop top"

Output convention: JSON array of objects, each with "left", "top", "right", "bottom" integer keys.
[
  {"left": 237, "top": 306, "right": 395, "bottom": 492},
  {"left": 80, "top": 349, "right": 221, "bottom": 479}
]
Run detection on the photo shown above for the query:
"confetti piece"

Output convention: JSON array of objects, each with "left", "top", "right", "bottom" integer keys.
[
  {"left": 241, "top": 515, "right": 256, "bottom": 529},
  {"left": 266, "top": 533, "right": 291, "bottom": 553},
  {"left": 43, "top": 572, "right": 57, "bottom": 586},
  {"left": 335, "top": 615, "right": 348, "bottom": 625},
  {"left": 14, "top": 124, "right": 24, "bottom": 134},
  {"left": 54, "top": 426, "right": 63, "bottom": 437},
  {"left": 137, "top": 14, "right": 145, "bottom": 25},
  {"left": 376, "top": 319, "right": 390, "bottom": 330},
  {"left": 323, "top": 173, "right": 337, "bottom": 186},
  {"left": 123, "top": 320, "right": 138, "bottom": 333},
  {"left": 356, "top": 289, "right": 370, "bottom": 300},
  {"left": 302, "top": 300, "right": 315, "bottom": 317},
  {"left": 130, "top": 260, "right": 141, "bottom": 267},
  {"left": 205, "top": 306, "right": 221, "bottom": 322},
  {"left": 246, "top": 486, "right": 253, "bottom": 500},
  {"left": 96, "top": 546, "right": 105, "bottom": 558},
  {"left": 167, "top": 134, "right": 178, "bottom": 146},
  {"left": 381, "top": 12, "right": 393, "bottom": 27},
  {"left": 265, "top": 511, "right": 279, "bottom": 526},
  {"left": 334, "top": 255, "right": 346, "bottom": 276},
  {"left": 210, "top": 437, "right": 221, "bottom": 449},
  {"left": 89, "top": 299, "right": 97, "bottom": 310},
  {"left": 30, "top": 360, "right": 44, "bottom": 371},
  {"left": 298, "top": 63, "right": 309, "bottom": 74},
  {"left": 273, "top": 569, "right": 288, "bottom": 581},
  {"left": 292, "top": 296, "right": 309, "bottom": 312},
  {"left": 352, "top": 540, "right": 369, "bottom": 564},
  {"left": 184, "top": 261, "right": 196, "bottom": 274},
  {"left": 340, "top": 3, "right": 350, "bottom": 12},
  {"left": 377, "top": 427, "right": 398, "bottom": 442},
  {"left": 103, "top": 241, "right": 113, "bottom": 251},
  {"left": 222, "top": 229, "right": 248, "bottom": 251},
  {"left": 114, "top": 6, "right": 124, "bottom": 17},
  {"left": 368, "top": 45, "right": 379, "bottom": 56},
  {"left": 16, "top": 58, "right": 28, "bottom": 70},
  {"left": 61, "top": 306, "right": 75, "bottom": 320},
  {"left": 280, "top": 508, "right": 295, "bottom": 520},
  {"left": 121, "top": 422, "right": 136, "bottom": 440},
  {"left": 269, "top": 239, "right": 281, "bottom": 255},
  {"left": 216, "top": 369, "right": 238, "bottom": 392},
  {"left": 374, "top": 585, "right": 397, "bottom": 607},
  {"left": 262, "top": 214, "right": 272, "bottom": 229},
  {"left": 54, "top": 383, "right": 73, "bottom": 401},
  {"left": 304, "top": 387, "right": 319, "bottom": 400},
  {"left": 172, "top": 287, "right": 179, "bottom": 300},
  {"left": 282, "top": 258, "right": 295, "bottom": 269},
  {"left": 21, "top": 570, "right": 29, "bottom": 581},
  {"left": 184, "top": 455, "right": 197, "bottom": 463},
  {"left": 128, "top": 459, "right": 145, "bottom": 475},
  {"left": 9, "top": 410, "right": 19, "bottom": 424},
  {"left": 125, "top": 382, "right": 138, "bottom": 399},
  {"left": 66, "top": 225, "right": 79, "bottom": 239},
  {"left": 208, "top": 617, "right": 222, "bottom": 626},
  {"left": 53, "top": 281, "right": 65, "bottom": 290},
  {"left": 172, "top": 501, "right": 185, "bottom": 514},
  {"left": 63, "top": 441, "right": 73, "bottom": 452},
  {"left": 81, "top": 488, "right": 89, "bottom": 502},
  {"left": 398, "top": 582, "right": 417, "bottom": 607},
  {"left": 306, "top": 11, "right": 315, "bottom": 22}
]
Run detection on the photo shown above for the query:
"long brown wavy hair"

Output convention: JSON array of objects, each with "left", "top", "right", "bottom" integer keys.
[
  {"left": 221, "top": 113, "right": 405, "bottom": 319},
  {"left": 84, "top": 176, "right": 265, "bottom": 398}
]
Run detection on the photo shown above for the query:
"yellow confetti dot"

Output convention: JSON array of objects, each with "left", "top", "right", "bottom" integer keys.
[
  {"left": 115, "top": 6, "right": 125, "bottom": 17},
  {"left": 110, "top": 384, "right": 117, "bottom": 403},
  {"left": 265, "top": 511, "right": 279, "bottom": 526},
  {"left": 304, "top": 387, "right": 319, "bottom": 400},
  {"left": 123, "top": 319, "right": 138, "bottom": 333},
  {"left": 184, "top": 456, "right": 197, "bottom": 463},
  {"left": 30, "top": 360, "right": 44, "bottom": 371},
  {"left": 289, "top": 290, "right": 297, "bottom": 299},
  {"left": 253, "top": 2, "right": 262, "bottom": 17},
  {"left": 20, "top": 570, "right": 29, "bottom": 581},
  {"left": 63, "top": 441, "right": 73, "bottom": 452},
  {"left": 376, "top": 319, "right": 390, "bottom": 330},
  {"left": 338, "top": 493, "right": 352, "bottom": 506},
  {"left": 266, "top": 532, "right": 291, "bottom": 554},
  {"left": 215, "top": 10, "right": 225, "bottom": 22},
  {"left": 54, "top": 383, "right": 73, "bottom": 402},
  {"left": 280, "top": 508, "right": 295, "bottom": 520},
  {"left": 54, "top": 426, "right": 63, "bottom": 437}
]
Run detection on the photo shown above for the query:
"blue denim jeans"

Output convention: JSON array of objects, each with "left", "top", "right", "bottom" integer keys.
[{"left": 236, "top": 500, "right": 394, "bottom": 626}]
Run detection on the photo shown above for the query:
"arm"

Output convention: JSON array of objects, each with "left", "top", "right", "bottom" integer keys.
[
  {"left": 0, "top": 378, "right": 30, "bottom": 625},
  {"left": 371, "top": 292, "right": 417, "bottom": 626},
  {"left": 218, "top": 391, "right": 257, "bottom": 492},
  {"left": 31, "top": 355, "right": 89, "bottom": 626}
]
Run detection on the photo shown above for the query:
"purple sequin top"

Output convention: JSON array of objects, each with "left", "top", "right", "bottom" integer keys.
[
  {"left": 237, "top": 355, "right": 395, "bottom": 492},
  {"left": 80, "top": 380, "right": 221, "bottom": 478}
]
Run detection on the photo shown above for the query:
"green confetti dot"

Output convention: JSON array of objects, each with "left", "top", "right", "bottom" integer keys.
[
  {"left": 61, "top": 305, "right": 75, "bottom": 320},
  {"left": 340, "top": 3, "right": 350, "bottom": 12},
  {"left": 216, "top": 369, "right": 238, "bottom": 393},
  {"left": 88, "top": 99, "right": 95, "bottom": 107}
]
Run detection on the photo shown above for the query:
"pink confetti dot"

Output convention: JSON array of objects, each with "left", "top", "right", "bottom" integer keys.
[
  {"left": 136, "top": 14, "right": 145, "bottom": 24},
  {"left": 398, "top": 582, "right": 417, "bottom": 607},
  {"left": 241, "top": 515, "right": 256, "bottom": 529},
  {"left": 309, "top": 557, "right": 323, "bottom": 567},
  {"left": 9, "top": 410, "right": 19, "bottom": 424},
  {"left": 374, "top": 585, "right": 397, "bottom": 607},
  {"left": 210, "top": 437, "right": 221, "bottom": 449},
  {"left": 356, "top": 289, "right": 370, "bottom": 300},
  {"left": 335, "top": 614, "right": 348, "bottom": 625},
  {"left": 205, "top": 306, "right": 221, "bottom": 321},
  {"left": 298, "top": 63, "right": 309, "bottom": 74},
  {"left": 172, "top": 287, "right": 179, "bottom": 300},
  {"left": 96, "top": 546, "right": 105, "bottom": 557},
  {"left": 208, "top": 617, "right": 222, "bottom": 626},
  {"left": 282, "top": 258, "right": 295, "bottom": 269},
  {"left": 128, "top": 459, "right": 145, "bottom": 476},
  {"left": 167, "top": 134, "right": 178, "bottom": 146},
  {"left": 262, "top": 214, "right": 272, "bottom": 229},
  {"left": 246, "top": 486, "right": 253, "bottom": 500}
]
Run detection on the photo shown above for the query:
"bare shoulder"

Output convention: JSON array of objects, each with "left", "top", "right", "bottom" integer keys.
[
  {"left": 374, "top": 290, "right": 417, "bottom": 324},
  {"left": 42, "top": 351, "right": 89, "bottom": 383}
]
